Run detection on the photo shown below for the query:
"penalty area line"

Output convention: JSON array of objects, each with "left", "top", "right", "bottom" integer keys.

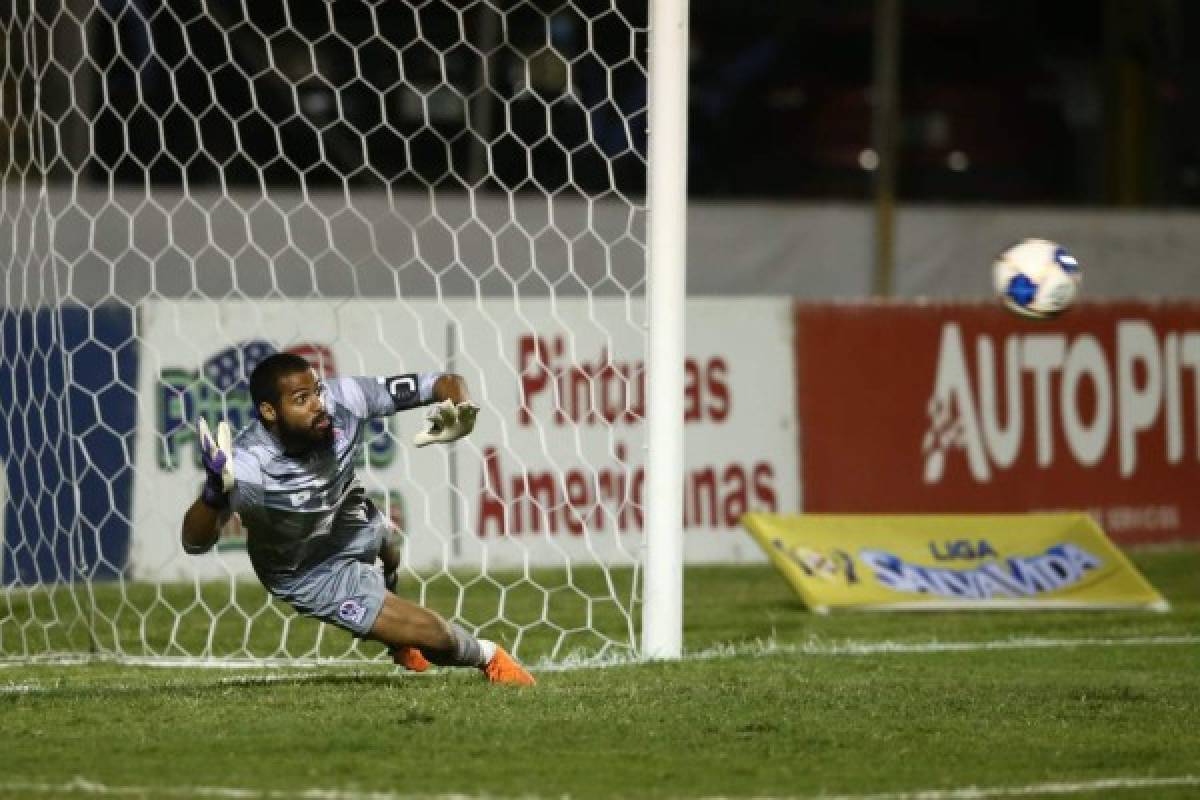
[
  {"left": 0, "top": 774, "right": 1198, "bottom": 800},
  {"left": 809, "top": 774, "right": 1200, "bottom": 799}
]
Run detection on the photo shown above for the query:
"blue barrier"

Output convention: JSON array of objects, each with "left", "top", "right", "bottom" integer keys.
[{"left": 0, "top": 306, "right": 138, "bottom": 585}]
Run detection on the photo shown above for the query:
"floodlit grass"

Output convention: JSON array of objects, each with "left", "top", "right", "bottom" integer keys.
[
  {"left": 2, "top": 565, "right": 641, "bottom": 663},
  {"left": 0, "top": 545, "right": 1197, "bottom": 799}
]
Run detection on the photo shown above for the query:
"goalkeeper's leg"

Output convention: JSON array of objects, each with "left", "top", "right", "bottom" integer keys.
[
  {"left": 367, "top": 594, "right": 535, "bottom": 686},
  {"left": 366, "top": 513, "right": 531, "bottom": 684},
  {"left": 375, "top": 530, "right": 430, "bottom": 672}
]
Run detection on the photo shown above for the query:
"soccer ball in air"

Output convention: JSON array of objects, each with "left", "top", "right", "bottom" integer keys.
[{"left": 992, "top": 238, "right": 1082, "bottom": 320}]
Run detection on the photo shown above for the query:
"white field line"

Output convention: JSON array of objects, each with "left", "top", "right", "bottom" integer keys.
[
  {"left": 0, "top": 774, "right": 1198, "bottom": 800},
  {"left": 2, "top": 633, "right": 1195, "bottom": 694},
  {"left": 1, "top": 634, "right": 1197, "bottom": 675},
  {"left": 541, "top": 633, "right": 1200, "bottom": 671},
  {"left": 695, "top": 633, "right": 1200, "bottom": 659},
  {"left": 809, "top": 774, "right": 1200, "bottom": 799},
  {"left": 0, "top": 682, "right": 41, "bottom": 694},
  {"left": 0, "top": 671, "right": 385, "bottom": 695}
]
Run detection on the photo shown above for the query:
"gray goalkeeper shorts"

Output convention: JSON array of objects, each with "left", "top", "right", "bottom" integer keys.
[{"left": 251, "top": 509, "right": 391, "bottom": 638}]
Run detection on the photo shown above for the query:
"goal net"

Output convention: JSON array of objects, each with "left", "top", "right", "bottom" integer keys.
[{"left": 1, "top": 0, "right": 659, "bottom": 666}]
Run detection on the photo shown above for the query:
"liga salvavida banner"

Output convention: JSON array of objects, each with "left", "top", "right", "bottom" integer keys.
[
  {"left": 795, "top": 301, "right": 1200, "bottom": 543},
  {"left": 131, "top": 299, "right": 794, "bottom": 580},
  {"left": 742, "top": 512, "right": 1167, "bottom": 612}
]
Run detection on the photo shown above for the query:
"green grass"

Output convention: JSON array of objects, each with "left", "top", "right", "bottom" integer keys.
[
  {"left": 1, "top": 565, "right": 641, "bottom": 663},
  {"left": 1, "top": 545, "right": 1198, "bottom": 799}
]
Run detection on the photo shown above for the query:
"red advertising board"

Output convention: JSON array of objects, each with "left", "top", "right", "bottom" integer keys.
[{"left": 794, "top": 301, "right": 1200, "bottom": 543}]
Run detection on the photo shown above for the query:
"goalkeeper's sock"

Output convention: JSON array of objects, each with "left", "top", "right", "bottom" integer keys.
[
  {"left": 477, "top": 638, "right": 498, "bottom": 668},
  {"left": 427, "top": 622, "right": 495, "bottom": 669}
]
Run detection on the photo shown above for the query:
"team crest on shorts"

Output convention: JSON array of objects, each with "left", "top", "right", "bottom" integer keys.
[{"left": 338, "top": 599, "right": 368, "bottom": 626}]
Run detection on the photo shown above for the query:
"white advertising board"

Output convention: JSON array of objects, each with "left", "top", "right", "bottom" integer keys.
[{"left": 131, "top": 298, "right": 795, "bottom": 580}]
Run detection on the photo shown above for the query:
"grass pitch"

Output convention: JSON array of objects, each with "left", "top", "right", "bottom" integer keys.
[{"left": 1, "top": 545, "right": 1198, "bottom": 799}]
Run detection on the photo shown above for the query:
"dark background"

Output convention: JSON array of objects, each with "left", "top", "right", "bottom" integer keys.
[{"left": 32, "top": 0, "right": 1200, "bottom": 205}]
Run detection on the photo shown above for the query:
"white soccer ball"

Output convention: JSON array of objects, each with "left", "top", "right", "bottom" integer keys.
[{"left": 992, "top": 238, "right": 1082, "bottom": 320}]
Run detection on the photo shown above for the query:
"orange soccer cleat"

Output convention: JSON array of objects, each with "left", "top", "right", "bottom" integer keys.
[
  {"left": 484, "top": 646, "right": 536, "bottom": 686},
  {"left": 391, "top": 645, "right": 431, "bottom": 673}
]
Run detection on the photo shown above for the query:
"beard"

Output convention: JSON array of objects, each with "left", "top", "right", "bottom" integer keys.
[{"left": 277, "top": 411, "right": 335, "bottom": 454}]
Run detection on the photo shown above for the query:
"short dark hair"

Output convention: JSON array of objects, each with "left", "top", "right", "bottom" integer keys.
[{"left": 250, "top": 352, "right": 313, "bottom": 411}]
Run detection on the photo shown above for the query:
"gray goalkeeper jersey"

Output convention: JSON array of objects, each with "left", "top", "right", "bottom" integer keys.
[{"left": 229, "top": 374, "right": 436, "bottom": 573}]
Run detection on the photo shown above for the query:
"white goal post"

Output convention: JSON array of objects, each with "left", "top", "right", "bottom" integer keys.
[
  {"left": 643, "top": 0, "right": 687, "bottom": 660},
  {"left": 0, "top": 0, "right": 687, "bottom": 666}
]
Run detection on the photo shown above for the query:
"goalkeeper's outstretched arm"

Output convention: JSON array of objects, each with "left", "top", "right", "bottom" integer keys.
[
  {"left": 431, "top": 373, "right": 470, "bottom": 404},
  {"left": 181, "top": 498, "right": 225, "bottom": 555}
]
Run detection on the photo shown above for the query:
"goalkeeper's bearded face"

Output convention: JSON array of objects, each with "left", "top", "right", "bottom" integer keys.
[{"left": 270, "top": 368, "right": 335, "bottom": 452}]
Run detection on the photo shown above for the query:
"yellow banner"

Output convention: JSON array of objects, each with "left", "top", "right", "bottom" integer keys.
[{"left": 742, "top": 513, "right": 1167, "bottom": 612}]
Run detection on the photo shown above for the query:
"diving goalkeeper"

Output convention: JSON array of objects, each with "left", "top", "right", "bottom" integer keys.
[{"left": 179, "top": 353, "right": 534, "bottom": 685}]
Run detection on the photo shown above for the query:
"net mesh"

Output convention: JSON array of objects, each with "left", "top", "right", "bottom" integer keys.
[{"left": 1, "top": 0, "right": 649, "bottom": 666}]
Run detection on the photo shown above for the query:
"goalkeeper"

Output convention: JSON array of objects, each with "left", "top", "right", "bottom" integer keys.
[{"left": 180, "top": 353, "right": 534, "bottom": 685}]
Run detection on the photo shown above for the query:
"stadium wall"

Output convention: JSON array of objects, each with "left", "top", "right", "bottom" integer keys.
[
  {"left": 33, "top": 188, "right": 1200, "bottom": 303},
  {"left": 130, "top": 298, "right": 794, "bottom": 580},
  {"left": 7, "top": 190, "right": 1200, "bottom": 581},
  {"left": 3, "top": 296, "right": 1197, "bottom": 584}
]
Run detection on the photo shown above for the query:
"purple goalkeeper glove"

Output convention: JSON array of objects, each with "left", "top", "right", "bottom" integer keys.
[{"left": 198, "top": 418, "right": 235, "bottom": 509}]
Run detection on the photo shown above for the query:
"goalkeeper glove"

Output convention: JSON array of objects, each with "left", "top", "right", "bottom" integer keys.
[
  {"left": 198, "top": 417, "right": 235, "bottom": 509},
  {"left": 413, "top": 399, "right": 479, "bottom": 448}
]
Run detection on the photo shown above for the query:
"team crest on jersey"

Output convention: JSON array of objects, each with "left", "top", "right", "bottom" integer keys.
[{"left": 337, "top": 599, "right": 368, "bottom": 626}]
